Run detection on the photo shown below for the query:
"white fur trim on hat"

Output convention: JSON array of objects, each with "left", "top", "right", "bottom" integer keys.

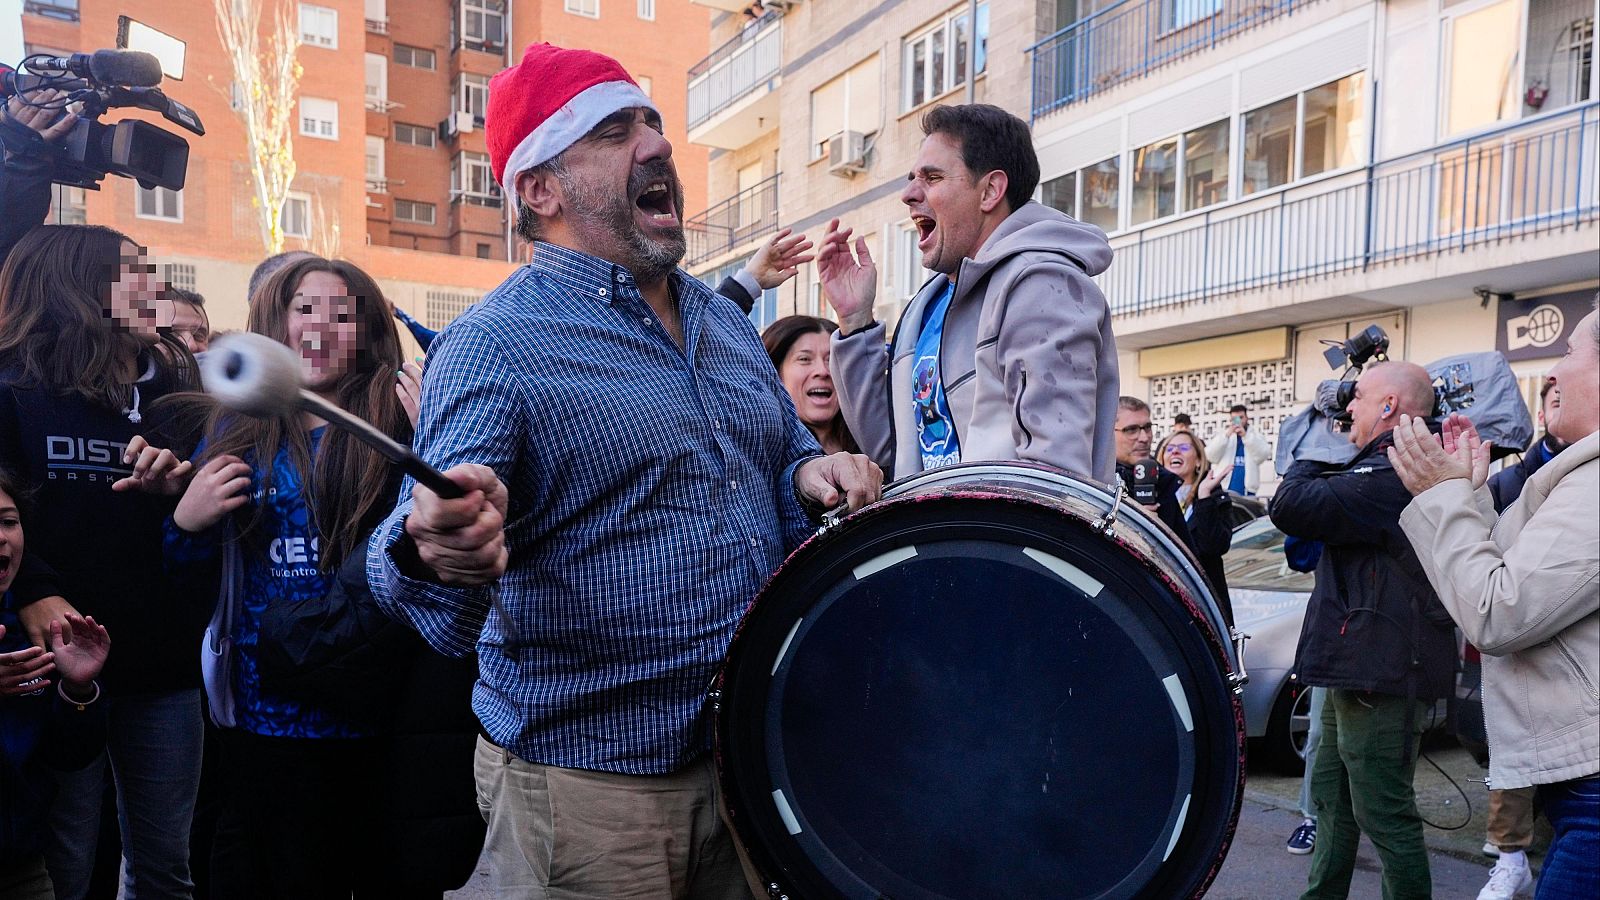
[{"left": 502, "top": 80, "right": 656, "bottom": 213}]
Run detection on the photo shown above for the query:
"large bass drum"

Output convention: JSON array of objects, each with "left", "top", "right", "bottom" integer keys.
[{"left": 716, "top": 462, "right": 1245, "bottom": 899}]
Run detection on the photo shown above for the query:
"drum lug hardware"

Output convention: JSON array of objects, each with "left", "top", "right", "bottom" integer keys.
[
  {"left": 1228, "top": 629, "right": 1251, "bottom": 694},
  {"left": 1096, "top": 483, "right": 1127, "bottom": 536},
  {"left": 816, "top": 502, "right": 850, "bottom": 535},
  {"left": 766, "top": 882, "right": 790, "bottom": 900},
  {"left": 706, "top": 688, "right": 722, "bottom": 712}
]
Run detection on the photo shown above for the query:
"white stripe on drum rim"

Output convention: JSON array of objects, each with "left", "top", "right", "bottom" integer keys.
[
  {"left": 1021, "top": 548, "right": 1105, "bottom": 598},
  {"left": 772, "top": 789, "right": 803, "bottom": 835},
  {"left": 851, "top": 545, "right": 918, "bottom": 580},
  {"left": 1162, "top": 673, "right": 1194, "bottom": 733},
  {"left": 1163, "top": 793, "right": 1192, "bottom": 861}
]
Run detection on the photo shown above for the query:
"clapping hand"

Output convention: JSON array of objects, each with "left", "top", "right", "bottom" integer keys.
[
  {"left": 1387, "top": 413, "right": 1491, "bottom": 496},
  {"left": 50, "top": 614, "right": 109, "bottom": 699},
  {"left": 1199, "top": 459, "right": 1231, "bottom": 499},
  {"left": 744, "top": 229, "right": 815, "bottom": 291},
  {"left": 112, "top": 436, "right": 194, "bottom": 495},
  {"left": 0, "top": 623, "right": 55, "bottom": 696},
  {"left": 816, "top": 219, "right": 879, "bottom": 333}
]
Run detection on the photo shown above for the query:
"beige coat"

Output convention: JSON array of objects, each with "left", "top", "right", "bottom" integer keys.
[{"left": 1399, "top": 431, "right": 1600, "bottom": 790}]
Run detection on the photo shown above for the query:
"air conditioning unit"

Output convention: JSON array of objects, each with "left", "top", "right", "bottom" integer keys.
[
  {"left": 438, "top": 109, "right": 476, "bottom": 140},
  {"left": 827, "top": 130, "right": 868, "bottom": 177}
]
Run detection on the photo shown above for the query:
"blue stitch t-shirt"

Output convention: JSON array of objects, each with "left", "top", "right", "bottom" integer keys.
[{"left": 912, "top": 282, "right": 961, "bottom": 469}]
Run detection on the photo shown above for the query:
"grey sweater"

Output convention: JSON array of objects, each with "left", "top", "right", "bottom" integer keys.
[{"left": 831, "top": 201, "right": 1119, "bottom": 482}]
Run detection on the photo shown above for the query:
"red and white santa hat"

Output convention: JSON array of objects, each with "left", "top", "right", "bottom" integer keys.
[{"left": 487, "top": 43, "right": 657, "bottom": 214}]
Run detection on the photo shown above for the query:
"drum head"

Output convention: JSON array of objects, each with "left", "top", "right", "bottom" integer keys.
[{"left": 718, "top": 488, "right": 1242, "bottom": 900}]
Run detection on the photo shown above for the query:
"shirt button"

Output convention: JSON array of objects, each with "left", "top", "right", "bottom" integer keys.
[
  {"left": 714, "top": 420, "right": 723, "bottom": 429},
  {"left": 598, "top": 288, "right": 608, "bottom": 298},
  {"left": 616, "top": 274, "right": 628, "bottom": 284},
  {"left": 729, "top": 479, "right": 739, "bottom": 490},
  {"left": 749, "top": 537, "right": 759, "bottom": 548}
]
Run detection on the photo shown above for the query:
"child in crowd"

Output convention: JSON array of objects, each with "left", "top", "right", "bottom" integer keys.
[{"left": 165, "top": 255, "right": 479, "bottom": 899}]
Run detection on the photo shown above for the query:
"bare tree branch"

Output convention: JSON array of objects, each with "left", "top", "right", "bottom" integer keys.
[{"left": 213, "top": 0, "right": 302, "bottom": 254}]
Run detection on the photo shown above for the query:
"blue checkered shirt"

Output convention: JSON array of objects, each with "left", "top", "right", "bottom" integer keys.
[{"left": 367, "top": 243, "right": 821, "bottom": 775}]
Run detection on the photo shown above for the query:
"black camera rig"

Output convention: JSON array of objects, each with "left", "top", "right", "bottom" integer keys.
[
  {"left": 1317, "top": 324, "right": 1392, "bottom": 428},
  {"left": 0, "top": 46, "right": 202, "bottom": 192}
]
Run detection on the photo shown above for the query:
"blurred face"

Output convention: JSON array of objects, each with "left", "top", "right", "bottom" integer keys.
[
  {"left": 1231, "top": 411, "right": 1249, "bottom": 430},
  {"left": 107, "top": 241, "right": 171, "bottom": 341},
  {"left": 549, "top": 108, "right": 685, "bottom": 282},
  {"left": 0, "top": 487, "right": 20, "bottom": 595},
  {"left": 1543, "top": 311, "right": 1599, "bottom": 445},
  {"left": 286, "top": 270, "right": 360, "bottom": 390},
  {"left": 170, "top": 301, "right": 210, "bottom": 354},
  {"left": 902, "top": 132, "right": 995, "bottom": 275},
  {"left": 1161, "top": 435, "right": 1200, "bottom": 482},
  {"left": 1114, "top": 406, "right": 1153, "bottom": 465},
  {"left": 780, "top": 331, "right": 837, "bottom": 430}
]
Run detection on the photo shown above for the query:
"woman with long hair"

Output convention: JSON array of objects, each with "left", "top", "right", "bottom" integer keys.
[
  {"left": 762, "top": 315, "right": 859, "bottom": 455},
  {"left": 0, "top": 223, "right": 205, "bottom": 898},
  {"left": 1155, "top": 428, "right": 1236, "bottom": 626},
  {"left": 166, "top": 255, "right": 479, "bottom": 898}
]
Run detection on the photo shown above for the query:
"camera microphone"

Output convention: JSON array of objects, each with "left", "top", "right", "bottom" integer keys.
[
  {"left": 1130, "top": 458, "right": 1161, "bottom": 506},
  {"left": 28, "top": 50, "right": 163, "bottom": 87}
]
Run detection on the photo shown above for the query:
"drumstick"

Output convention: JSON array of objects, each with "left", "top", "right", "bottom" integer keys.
[{"left": 202, "top": 332, "right": 465, "bottom": 499}]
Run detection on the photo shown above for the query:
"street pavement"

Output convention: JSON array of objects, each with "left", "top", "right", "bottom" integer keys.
[{"left": 448, "top": 740, "right": 1527, "bottom": 898}]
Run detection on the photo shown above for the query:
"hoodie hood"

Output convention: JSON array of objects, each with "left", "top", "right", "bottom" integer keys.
[{"left": 963, "top": 200, "right": 1113, "bottom": 282}]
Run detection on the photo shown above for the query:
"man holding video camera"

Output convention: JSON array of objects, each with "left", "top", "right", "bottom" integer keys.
[{"left": 1269, "top": 360, "right": 1458, "bottom": 900}]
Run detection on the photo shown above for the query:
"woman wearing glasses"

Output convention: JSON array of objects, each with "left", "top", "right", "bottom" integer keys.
[{"left": 1155, "top": 429, "right": 1235, "bottom": 626}]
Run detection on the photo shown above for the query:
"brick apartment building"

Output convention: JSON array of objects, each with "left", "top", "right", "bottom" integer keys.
[{"left": 19, "top": 0, "right": 710, "bottom": 335}]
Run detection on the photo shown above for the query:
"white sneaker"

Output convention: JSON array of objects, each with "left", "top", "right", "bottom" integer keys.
[{"left": 1476, "top": 857, "right": 1533, "bottom": 900}]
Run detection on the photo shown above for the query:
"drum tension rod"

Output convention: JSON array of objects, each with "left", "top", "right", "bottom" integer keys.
[
  {"left": 1096, "top": 482, "right": 1127, "bottom": 536},
  {"left": 1229, "top": 630, "right": 1251, "bottom": 694}
]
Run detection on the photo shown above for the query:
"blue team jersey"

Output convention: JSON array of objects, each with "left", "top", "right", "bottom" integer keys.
[{"left": 912, "top": 283, "right": 961, "bottom": 469}]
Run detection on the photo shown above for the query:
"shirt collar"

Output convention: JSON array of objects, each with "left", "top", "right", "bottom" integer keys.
[{"left": 528, "top": 241, "right": 696, "bottom": 306}]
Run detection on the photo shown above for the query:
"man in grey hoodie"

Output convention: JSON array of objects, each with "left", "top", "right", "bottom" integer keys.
[{"left": 821, "top": 104, "right": 1119, "bottom": 482}]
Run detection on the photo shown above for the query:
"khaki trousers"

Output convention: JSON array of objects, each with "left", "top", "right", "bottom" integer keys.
[
  {"left": 472, "top": 736, "right": 757, "bottom": 900},
  {"left": 1487, "top": 786, "right": 1537, "bottom": 853}
]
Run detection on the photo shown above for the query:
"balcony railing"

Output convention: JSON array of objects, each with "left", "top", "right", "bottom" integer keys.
[
  {"left": 366, "top": 18, "right": 389, "bottom": 33},
  {"left": 685, "top": 174, "right": 779, "bottom": 268},
  {"left": 1029, "top": 0, "right": 1310, "bottom": 119},
  {"left": 687, "top": 14, "right": 782, "bottom": 130},
  {"left": 1099, "top": 104, "right": 1600, "bottom": 317},
  {"left": 23, "top": 0, "right": 79, "bottom": 20}
]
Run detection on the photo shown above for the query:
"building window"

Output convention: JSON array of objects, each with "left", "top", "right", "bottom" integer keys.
[
  {"left": 50, "top": 184, "right": 87, "bottom": 225},
  {"left": 22, "top": 0, "right": 79, "bottom": 22},
  {"left": 137, "top": 185, "right": 182, "bottom": 222},
  {"left": 299, "top": 97, "right": 338, "bottom": 140},
  {"left": 811, "top": 55, "right": 883, "bottom": 160},
  {"left": 476, "top": 243, "right": 493, "bottom": 258},
  {"left": 459, "top": 0, "right": 505, "bottom": 50},
  {"left": 1242, "top": 72, "right": 1366, "bottom": 195},
  {"left": 166, "top": 263, "right": 197, "bottom": 292},
  {"left": 364, "top": 53, "right": 387, "bottom": 110},
  {"left": 894, "top": 221, "right": 931, "bottom": 301},
  {"left": 902, "top": 3, "right": 988, "bottom": 112},
  {"left": 638, "top": 75, "right": 653, "bottom": 97},
  {"left": 281, "top": 193, "right": 312, "bottom": 238},
  {"left": 393, "top": 44, "right": 436, "bottom": 69},
  {"left": 1129, "top": 116, "right": 1229, "bottom": 226},
  {"left": 394, "top": 122, "right": 437, "bottom": 148},
  {"left": 298, "top": 3, "right": 338, "bottom": 48},
  {"left": 453, "top": 151, "right": 501, "bottom": 205},
  {"left": 395, "top": 199, "right": 437, "bottom": 225},
  {"left": 637, "top": 0, "right": 653, "bottom": 19},
  {"left": 365, "top": 136, "right": 385, "bottom": 190},
  {"left": 1182, "top": 119, "right": 1229, "bottom": 212},
  {"left": 1041, "top": 171, "right": 1078, "bottom": 219},
  {"left": 1443, "top": 0, "right": 1521, "bottom": 136},
  {"left": 1130, "top": 137, "right": 1177, "bottom": 225},
  {"left": 1079, "top": 157, "right": 1120, "bottom": 233},
  {"left": 565, "top": 0, "right": 598, "bottom": 16},
  {"left": 1162, "top": 0, "right": 1220, "bottom": 32},
  {"left": 458, "top": 73, "right": 489, "bottom": 124}
]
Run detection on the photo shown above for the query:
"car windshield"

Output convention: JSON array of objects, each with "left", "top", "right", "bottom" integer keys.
[{"left": 1225, "top": 518, "right": 1315, "bottom": 592}]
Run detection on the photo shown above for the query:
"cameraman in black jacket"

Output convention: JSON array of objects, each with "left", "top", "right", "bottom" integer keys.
[
  {"left": 1269, "top": 360, "right": 1457, "bottom": 900},
  {"left": 0, "top": 91, "right": 76, "bottom": 265}
]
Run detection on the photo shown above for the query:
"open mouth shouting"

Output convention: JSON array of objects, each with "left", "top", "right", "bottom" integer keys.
[
  {"left": 0, "top": 552, "right": 11, "bottom": 584},
  {"left": 911, "top": 213, "right": 937, "bottom": 251},
  {"left": 634, "top": 180, "right": 678, "bottom": 228}
]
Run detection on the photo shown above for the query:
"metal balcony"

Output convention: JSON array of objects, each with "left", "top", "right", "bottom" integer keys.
[
  {"left": 685, "top": 174, "right": 779, "bottom": 268},
  {"left": 1029, "top": 0, "right": 1314, "bottom": 120},
  {"left": 687, "top": 14, "right": 782, "bottom": 150},
  {"left": 366, "top": 18, "right": 389, "bottom": 33},
  {"left": 1097, "top": 103, "right": 1600, "bottom": 318}
]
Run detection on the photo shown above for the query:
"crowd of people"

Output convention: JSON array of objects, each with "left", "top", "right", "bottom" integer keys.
[{"left": 0, "top": 37, "right": 1594, "bottom": 900}]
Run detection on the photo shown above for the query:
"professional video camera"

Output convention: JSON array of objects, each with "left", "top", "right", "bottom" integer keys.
[
  {"left": 1317, "top": 324, "right": 1391, "bottom": 428},
  {"left": 0, "top": 18, "right": 201, "bottom": 191}
]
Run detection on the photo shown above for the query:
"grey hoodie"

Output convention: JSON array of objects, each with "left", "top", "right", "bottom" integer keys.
[{"left": 831, "top": 201, "right": 1119, "bottom": 481}]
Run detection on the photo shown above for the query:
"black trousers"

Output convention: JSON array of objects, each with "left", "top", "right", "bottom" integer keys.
[{"left": 211, "top": 730, "right": 435, "bottom": 900}]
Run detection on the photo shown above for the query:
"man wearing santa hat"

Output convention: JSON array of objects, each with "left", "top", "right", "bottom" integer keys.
[{"left": 366, "top": 43, "right": 881, "bottom": 898}]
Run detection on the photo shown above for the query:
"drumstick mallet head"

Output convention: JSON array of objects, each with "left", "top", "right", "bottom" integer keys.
[{"left": 202, "top": 332, "right": 465, "bottom": 499}]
